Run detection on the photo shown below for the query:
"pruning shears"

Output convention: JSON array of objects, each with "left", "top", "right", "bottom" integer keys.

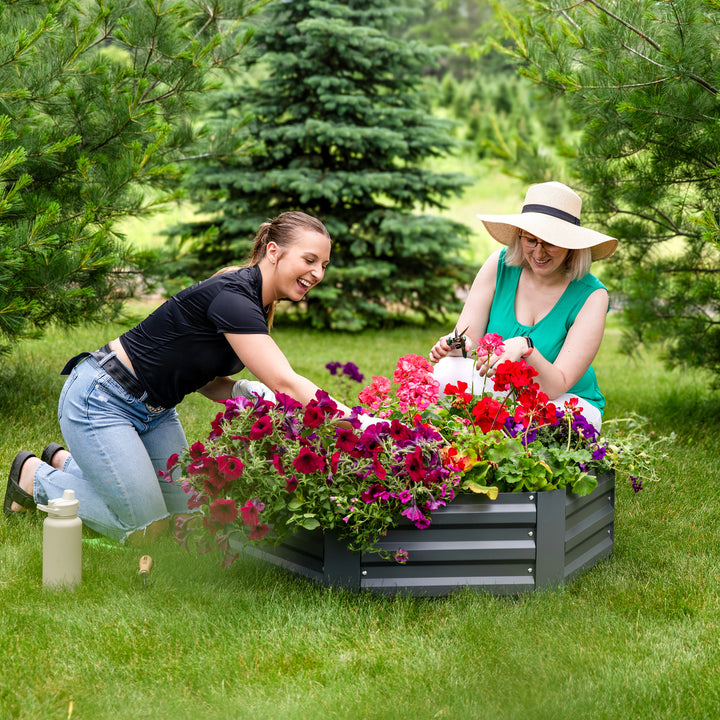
[{"left": 446, "top": 326, "right": 469, "bottom": 358}]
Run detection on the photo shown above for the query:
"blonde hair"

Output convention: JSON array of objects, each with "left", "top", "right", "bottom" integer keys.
[
  {"left": 504, "top": 231, "right": 592, "bottom": 281},
  {"left": 213, "top": 211, "right": 331, "bottom": 327}
]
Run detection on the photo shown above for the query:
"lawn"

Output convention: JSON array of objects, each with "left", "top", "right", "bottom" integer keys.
[{"left": 1, "top": 311, "right": 719, "bottom": 720}]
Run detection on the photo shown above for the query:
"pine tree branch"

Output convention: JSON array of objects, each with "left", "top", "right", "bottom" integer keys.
[
  {"left": 583, "top": 0, "right": 662, "bottom": 51},
  {"left": 583, "top": 0, "right": 719, "bottom": 95}
]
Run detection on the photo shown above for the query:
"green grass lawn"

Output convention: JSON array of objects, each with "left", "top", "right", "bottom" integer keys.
[{"left": 1, "top": 312, "right": 719, "bottom": 720}]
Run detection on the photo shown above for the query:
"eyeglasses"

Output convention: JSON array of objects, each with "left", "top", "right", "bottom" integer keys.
[{"left": 519, "top": 232, "right": 562, "bottom": 254}]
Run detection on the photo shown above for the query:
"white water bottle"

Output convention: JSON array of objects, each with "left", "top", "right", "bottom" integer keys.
[{"left": 37, "top": 489, "right": 82, "bottom": 589}]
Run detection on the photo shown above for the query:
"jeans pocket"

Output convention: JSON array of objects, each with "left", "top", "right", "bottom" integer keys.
[{"left": 96, "top": 369, "right": 139, "bottom": 407}]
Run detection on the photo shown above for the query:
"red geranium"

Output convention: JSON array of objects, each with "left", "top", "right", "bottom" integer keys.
[{"left": 493, "top": 359, "right": 538, "bottom": 392}]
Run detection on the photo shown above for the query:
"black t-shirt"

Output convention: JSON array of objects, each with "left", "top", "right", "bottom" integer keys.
[{"left": 120, "top": 265, "right": 268, "bottom": 408}]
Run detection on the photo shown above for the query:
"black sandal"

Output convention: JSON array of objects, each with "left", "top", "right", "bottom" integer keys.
[
  {"left": 41, "top": 442, "right": 65, "bottom": 466},
  {"left": 4, "top": 451, "right": 37, "bottom": 516}
]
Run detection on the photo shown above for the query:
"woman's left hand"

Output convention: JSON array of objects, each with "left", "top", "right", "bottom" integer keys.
[{"left": 477, "top": 336, "right": 531, "bottom": 377}]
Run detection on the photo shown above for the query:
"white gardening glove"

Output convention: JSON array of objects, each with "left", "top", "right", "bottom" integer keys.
[
  {"left": 357, "top": 413, "right": 390, "bottom": 431},
  {"left": 232, "top": 379, "right": 276, "bottom": 403}
]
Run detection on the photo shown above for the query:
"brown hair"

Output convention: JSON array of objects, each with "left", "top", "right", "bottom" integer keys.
[{"left": 214, "top": 211, "right": 331, "bottom": 327}]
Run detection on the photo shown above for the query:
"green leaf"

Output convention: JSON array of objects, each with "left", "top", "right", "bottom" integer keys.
[{"left": 464, "top": 481, "right": 499, "bottom": 499}]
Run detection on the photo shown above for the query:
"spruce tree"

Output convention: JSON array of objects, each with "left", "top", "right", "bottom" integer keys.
[
  {"left": 0, "top": 0, "right": 265, "bottom": 353},
  {"left": 493, "top": 0, "right": 720, "bottom": 379},
  {"left": 177, "top": 0, "right": 473, "bottom": 331}
]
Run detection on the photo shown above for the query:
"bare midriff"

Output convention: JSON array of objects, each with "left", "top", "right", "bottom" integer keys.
[{"left": 108, "top": 338, "right": 137, "bottom": 376}]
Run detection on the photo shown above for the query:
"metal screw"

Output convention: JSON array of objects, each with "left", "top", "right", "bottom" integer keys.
[
  {"left": 528, "top": 531, "right": 534, "bottom": 537},
  {"left": 528, "top": 567, "right": 533, "bottom": 573},
  {"left": 529, "top": 495, "right": 534, "bottom": 501},
  {"left": 361, "top": 570, "right": 368, "bottom": 576}
]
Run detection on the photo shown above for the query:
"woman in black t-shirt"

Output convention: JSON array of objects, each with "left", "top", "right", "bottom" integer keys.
[{"left": 5, "top": 212, "right": 354, "bottom": 542}]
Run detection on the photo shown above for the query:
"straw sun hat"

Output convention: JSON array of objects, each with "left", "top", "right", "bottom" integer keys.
[{"left": 476, "top": 181, "right": 618, "bottom": 261}]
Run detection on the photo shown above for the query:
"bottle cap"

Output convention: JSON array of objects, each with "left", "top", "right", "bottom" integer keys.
[{"left": 37, "top": 489, "right": 79, "bottom": 518}]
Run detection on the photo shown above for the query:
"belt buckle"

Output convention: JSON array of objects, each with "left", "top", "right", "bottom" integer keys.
[{"left": 146, "top": 403, "right": 167, "bottom": 414}]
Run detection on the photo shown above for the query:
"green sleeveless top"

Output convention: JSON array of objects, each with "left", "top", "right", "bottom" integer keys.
[{"left": 486, "top": 248, "right": 606, "bottom": 413}]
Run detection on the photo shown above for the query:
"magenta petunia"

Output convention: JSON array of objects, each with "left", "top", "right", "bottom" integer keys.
[
  {"left": 272, "top": 453, "right": 286, "bottom": 476},
  {"left": 248, "top": 524, "right": 270, "bottom": 540},
  {"left": 189, "top": 441, "right": 206, "bottom": 460},
  {"left": 401, "top": 502, "right": 425, "bottom": 523},
  {"left": 303, "top": 404, "right": 325, "bottom": 428},
  {"left": 249, "top": 415, "right": 273, "bottom": 440},
  {"left": 292, "top": 446, "right": 326, "bottom": 474},
  {"left": 398, "top": 490, "right": 412, "bottom": 504},
  {"left": 240, "top": 499, "right": 259, "bottom": 527},
  {"left": 217, "top": 455, "right": 244, "bottom": 481},
  {"left": 334, "top": 428, "right": 359, "bottom": 452},
  {"left": 209, "top": 498, "right": 238, "bottom": 524}
]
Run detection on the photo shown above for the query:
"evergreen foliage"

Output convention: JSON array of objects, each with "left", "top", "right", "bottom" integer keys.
[
  {"left": 175, "top": 0, "right": 474, "bottom": 331},
  {"left": 492, "top": 0, "right": 720, "bottom": 379},
  {"left": 0, "top": 0, "right": 266, "bottom": 353},
  {"left": 398, "top": 0, "right": 497, "bottom": 79},
  {"left": 438, "top": 71, "right": 574, "bottom": 169}
]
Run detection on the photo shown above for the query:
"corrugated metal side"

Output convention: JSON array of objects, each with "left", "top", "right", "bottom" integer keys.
[
  {"left": 239, "top": 527, "right": 326, "bottom": 583},
  {"left": 564, "top": 471, "right": 615, "bottom": 581},
  {"left": 360, "top": 493, "right": 537, "bottom": 596},
  {"left": 235, "top": 472, "right": 614, "bottom": 596}
]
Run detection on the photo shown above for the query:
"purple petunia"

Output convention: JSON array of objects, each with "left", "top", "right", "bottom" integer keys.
[
  {"left": 342, "top": 362, "right": 364, "bottom": 383},
  {"left": 424, "top": 495, "right": 446, "bottom": 512},
  {"left": 401, "top": 501, "right": 431, "bottom": 529},
  {"left": 572, "top": 415, "right": 599, "bottom": 441},
  {"left": 325, "top": 361, "right": 342, "bottom": 375}
]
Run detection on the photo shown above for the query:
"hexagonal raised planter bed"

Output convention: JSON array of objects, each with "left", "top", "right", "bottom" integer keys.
[{"left": 236, "top": 471, "right": 615, "bottom": 596}]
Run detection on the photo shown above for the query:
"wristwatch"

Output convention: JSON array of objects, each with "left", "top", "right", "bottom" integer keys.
[{"left": 522, "top": 336, "right": 534, "bottom": 358}]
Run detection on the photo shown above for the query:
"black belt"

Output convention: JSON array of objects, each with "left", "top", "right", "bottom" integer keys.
[{"left": 61, "top": 344, "right": 168, "bottom": 414}]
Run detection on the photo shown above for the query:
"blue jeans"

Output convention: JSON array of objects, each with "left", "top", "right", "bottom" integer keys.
[{"left": 32, "top": 355, "right": 192, "bottom": 542}]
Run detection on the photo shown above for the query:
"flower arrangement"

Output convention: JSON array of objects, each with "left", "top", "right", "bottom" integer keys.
[
  {"left": 169, "top": 335, "right": 663, "bottom": 567},
  {"left": 169, "top": 383, "right": 458, "bottom": 566}
]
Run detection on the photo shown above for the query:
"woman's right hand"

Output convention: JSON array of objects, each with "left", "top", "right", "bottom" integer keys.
[{"left": 428, "top": 333, "right": 472, "bottom": 364}]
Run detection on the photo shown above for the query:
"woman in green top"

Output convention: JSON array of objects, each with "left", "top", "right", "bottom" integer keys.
[{"left": 429, "top": 181, "right": 617, "bottom": 430}]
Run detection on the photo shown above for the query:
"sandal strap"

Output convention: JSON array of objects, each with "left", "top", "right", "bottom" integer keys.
[
  {"left": 41, "top": 442, "right": 65, "bottom": 466},
  {"left": 4, "top": 451, "right": 37, "bottom": 515}
]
